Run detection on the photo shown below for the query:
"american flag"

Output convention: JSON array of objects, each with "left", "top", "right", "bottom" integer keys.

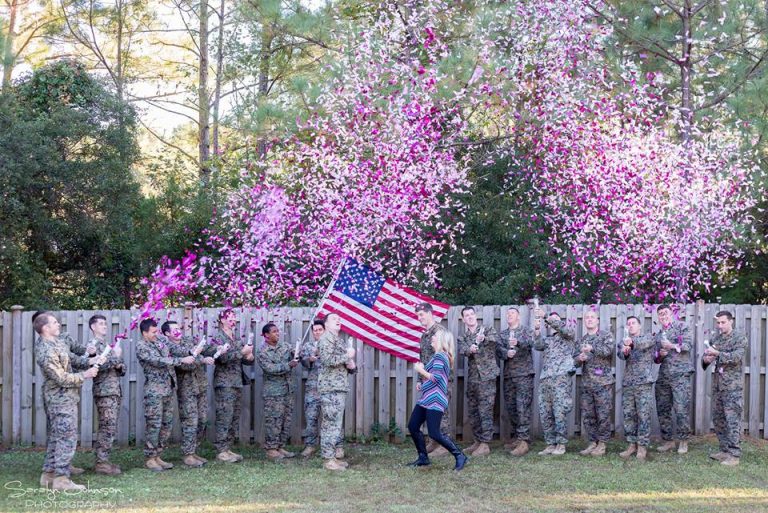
[{"left": 318, "top": 258, "right": 450, "bottom": 362}]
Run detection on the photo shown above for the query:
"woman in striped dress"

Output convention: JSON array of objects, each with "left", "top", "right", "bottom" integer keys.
[{"left": 407, "top": 329, "right": 468, "bottom": 471}]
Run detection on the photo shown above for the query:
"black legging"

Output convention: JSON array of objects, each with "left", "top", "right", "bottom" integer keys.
[{"left": 408, "top": 404, "right": 452, "bottom": 453}]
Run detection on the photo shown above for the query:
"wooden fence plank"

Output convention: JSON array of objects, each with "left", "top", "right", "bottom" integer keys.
[{"left": 749, "top": 305, "right": 761, "bottom": 437}]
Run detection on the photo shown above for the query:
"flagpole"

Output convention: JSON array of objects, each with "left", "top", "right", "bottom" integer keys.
[{"left": 295, "top": 256, "right": 348, "bottom": 354}]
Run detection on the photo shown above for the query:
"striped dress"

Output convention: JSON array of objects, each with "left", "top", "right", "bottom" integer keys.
[{"left": 417, "top": 352, "right": 450, "bottom": 412}]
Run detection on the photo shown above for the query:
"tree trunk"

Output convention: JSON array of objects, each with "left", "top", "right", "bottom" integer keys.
[
  {"left": 199, "top": 0, "right": 211, "bottom": 183},
  {"left": 679, "top": 0, "right": 693, "bottom": 148},
  {"left": 2, "top": 0, "right": 19, "bottom": 90},
  {"left": 256, "top": 26, "right": 272, "bottom": 158},
  {"left": 212, "top": 0, "right": 224, "bottom": 156}
]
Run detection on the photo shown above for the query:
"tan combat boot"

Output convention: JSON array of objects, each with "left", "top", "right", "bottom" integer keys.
[
  {"left": 677, "top": 441, "right": 688, "bottom": 454},
  {"left": 466, "top": 441, "right": 480, "bottom": 454},
  {"left": 301, "top": 446, "right": 317, "bottom": 458},
  {"left": 551, "top": 444, "right": 566, "bottom": 455},
  {"left": 227, "top": 450, "right": 243, "bottom": 462},
  {"left": 51, "top": 476, "right": 86, "bottom": 491},
  {"left": 590, "top": 441, "right": 606, "bottom": 457},
  {"left": 108, "top": 463, "right": 122, "bottom": 475},
  {"left": 279, "top": 448, "right": 297, "bottom": 458},
  {"left": 510, "top": 441, "right": 529, "bottom": 457},
  {"left": 721, "top": 455, "right": 740, "bottom": 466},
  {"left": 472, "top": 443, "right": 490, "bottom": 457},
  {"left": 429, "top": 445, "right": 449, "bottom": 457},
  {"left": 216, "top": 451, "right": 237, "bottom": 463},
  {"left": 39, "top": 472, "right": 55, "bottom": 488},
  {"left": 335, "top": 447, "right": 345, "bottom": 459},
  {"left": 657, "top": 440, "right": 676, "bottom": 452},
  {"left": 709, "top": 451, "right": 727, "bottom": 461},
  {"left": 636, "top": 445, "right": 647, "bottom": 461},
  {"left": 183, "top": 454, "right": 204, "bottom": 467},
  {"left": 266, "top": 449, "right": 284, "bottom": 461},
  {"left": 619, "top": 443, "right": 637, "bottom": 459},
  {"left": 538, "top": 445, "right": 556, "bottom": 455},
  {"left": 68, "top": 465, "right": 85, "bottom": 476},
  {"left": 194, "top": 454, "right": 208, "bottom": 464},
  {"left": 426, "top": 440, "right": 438, "bottom": 453},
  {"left": 580, "top": 442, "right": 598, "bottom": 456},
  {"left": 323, "top": 458, "right": 347, "bottom": 471},
  {"left": 145, "top": 457, "right": 165, "bottom": 472},
  {"left": 504, "top": 439, "right": 519, "bottom": 450},
  {"left": 95, "top": 461, "right": 121, "bottom": 476},
  {"left": 155, "top": 456, "right": 174, "bottom": 469}
]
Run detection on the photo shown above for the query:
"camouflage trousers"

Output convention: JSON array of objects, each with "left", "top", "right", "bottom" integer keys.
[
  {"left": 95, "top": 395, "right": 121, "bottom": 463},
  {"left": 581, "top": 383, "right": 613, "bottom": 442},
  {"left": 655, "top": 374, "right": 692, "bottom": 441},
  {"left": 214, "top": 387, "right": 242, "bottom": 453},
  {"left": 713, "top": 381, "right": 743, "bottom": 458},
  {"left": 622, "top": 383, "right": 653, "bottom": 447},
  {"left": 177, "top": 386, "right": 208, "bottom": 456},
  {"left": 264, "top": 394, "right": 293, "bottom": 450},
  {"left": 320, "top": 391, "right": 346, "bottom": 459},
  {"left": 539, "top": 374, "right": 573, "bottom": 445},
  {"left": 467, "top": 378, "right": 496, "bottom": 443},
  {"left": 303, "top": 386, "right": 321, "bottom": 447},
  {"left": 42, "top": 399, "right": 78, "bottom": 477},
  {"left": 503, "top": 375, "right": 534, "bottom": 442},
  {"left": 143, "top": 394, "right": 174, "bottom": 458}
]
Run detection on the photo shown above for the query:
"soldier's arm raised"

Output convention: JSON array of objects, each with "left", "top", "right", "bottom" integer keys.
[
  {"left": 677, "top": 324, "right": 693, "bottom": 352},
  {"left": 319, "top": 337, "right": 348, "bottom": 366},
  {"left": 137, "top": 342, "right": 180, "bottom": 368},
  {"left": 36, "top": 350, "right": 85, "bottom": 388},
  {"left": 594, "top": 333, "right": 615, "bottom": 357},
  {"left": 495, "top": 330, "right": 509, "bottom": 360},
  {"left": 256, "top": 349, "right": 291, "bottom": 374}
]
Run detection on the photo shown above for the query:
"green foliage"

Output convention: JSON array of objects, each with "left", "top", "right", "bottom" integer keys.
[{"left": 0, "top": 60, "right": 141, "bottom": 309}]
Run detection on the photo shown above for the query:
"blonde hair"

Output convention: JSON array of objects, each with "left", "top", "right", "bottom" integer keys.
[{"left": 433, "top": 329, "right": 455, "bottom": 368}]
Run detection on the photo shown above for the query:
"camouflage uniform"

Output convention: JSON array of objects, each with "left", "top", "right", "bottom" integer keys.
[
  {"left": 300, "top": 337, "right": 321, "bottom": 447},
  {"left": 137, "top": 337, "right": 188, "bottom": 458},
  {"left": 36, "top": 337, "right": 85, "bottom": 477},
  {"left": 256, "top": 339, "right": 295, "bottom": 450},
  {"left": 212, "top": 328, "right": 254, "bottom": 453},
  {"left": 654, "top": 321, "right": 693, "bottom": 442},
  {"left": 420, "top": 323, "right": 452, "bottom": 436},
  {"left": 172, "top": 336, "right": 209, "bottom": 456},
  {"left": 318, "top": 331, "right": 350, "bottom": 459},
  {"left": 89, "top": 337, "right": 126, "bottom": 463},
  {"left": 35, "top": 332, "right": 92, "bottom": 370},
  {"left": 617, "top": 334, "right": 656, "bottom": 447},
  {"left": 497, "top": 325, "right": 535, "bottom": 442},
  {"left": 534, "top": 318, "right": 576, "bottom": 446},
  {"left": 459, "top": 325, "right": 499, "bottom": 443},
  {"left": 703, "top": 330, "right": 746, "bottom": 458},
  {"left": 574, "top": 330, "right": 615, "bottom": 443}
]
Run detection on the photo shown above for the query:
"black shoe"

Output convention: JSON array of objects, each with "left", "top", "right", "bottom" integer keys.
[
  {"left": 454, "top": 453, "right": 469, "bottom": 471},
  {"left": 407, "top": 453, "right": 431, "bottom": 467}
]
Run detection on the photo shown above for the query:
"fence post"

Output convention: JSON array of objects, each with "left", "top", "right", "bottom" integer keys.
[
  {"left": 10, "top": 305, "right": 23, "bottom": 445},
  {"left": 693, "top": 300, "right": 707, "bottom": 435},
  {"left": 183, "top": 302, "right": 194, "bottom": 336}
]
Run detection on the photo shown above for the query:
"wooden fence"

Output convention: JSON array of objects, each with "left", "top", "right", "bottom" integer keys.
[{"left": 1, "top": 302, "right": 767, "bottom": 448}]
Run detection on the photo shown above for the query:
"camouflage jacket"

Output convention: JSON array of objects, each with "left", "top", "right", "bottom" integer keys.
[
  {"left": 36, "top": 337, "right": 85, "bottom": 407},
  {"left": 88, "top": 337, "right": 126, "bottom": 398},
  {"left": 173, "top": 336, "right": 208, "bottom": 396},
  {"left": 256, "top": 339, "right": 295, "bottom": 397},
  {"left": 496, "top": 325, "right": 535, "bottom": 377},
  {"left": 35, "top": 332, "right": 91, "bottom": 371},
  {"left": 534, "top": 318, "right": 577, "bottom": 380},
  {"left": 318, "top": 331, "right": 350, "bottom": 394},
  {"left": 211, "top": 328, "right": 254, "bottom": 389},
  {"left": 300, "top": 337, "right": 320, "bottom": 389},
  {"left": 459, "top": 325, "right": 500, "bottom": 382},
  {"left": 703, "top": 329, "right": 747, "bottom": 392},
  {"left": 419, "top": 323, "right": 448, "bottom": 382},
  {"left": 574, "top": 330, "right": 615, "bottom": 386},
  {"left": 654, "top": 321, "right": 693, "bottom": 381},
  {"left": 137, "top": 338, "right": 188, "bottom": 398},
  {"left": 617, "top": 334, "right": 656, "bottom": 387}
]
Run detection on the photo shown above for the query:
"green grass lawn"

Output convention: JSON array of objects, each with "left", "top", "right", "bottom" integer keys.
[{"left": 1, "top": 435, "right": 767, "bottom": 513}]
